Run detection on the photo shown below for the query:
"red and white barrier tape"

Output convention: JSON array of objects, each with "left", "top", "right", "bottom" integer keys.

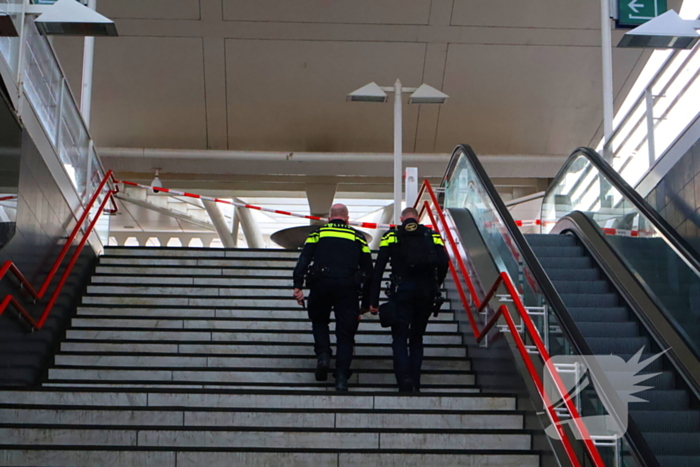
[
  {"left": 510, "top": 218, "right": 651, "bottom": 237},
  {"left": 117, "top": 180, "right": 396, "bottom": 230},
  {"left": 0, "top": 196, "right": 17, "bottom": 202}
]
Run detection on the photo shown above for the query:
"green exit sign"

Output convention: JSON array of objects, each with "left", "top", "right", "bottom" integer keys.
[{"left": 618, "top": 0, "right": 668, "bottom": 27}]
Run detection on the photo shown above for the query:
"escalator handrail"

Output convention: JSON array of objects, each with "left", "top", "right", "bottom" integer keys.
[
  {"left": 542, "top": 146, "right": 700, "bottom": 277},
  {"left": 437, "top": 144, "right": 660, "bottom": 467}
]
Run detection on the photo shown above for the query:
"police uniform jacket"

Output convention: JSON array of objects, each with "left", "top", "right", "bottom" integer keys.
[
  {"left": 293, "top": 220, "right": 373, "bottom": 303},
  {"left": 369, "top": 219, "right": 448, "bottom": 308}
]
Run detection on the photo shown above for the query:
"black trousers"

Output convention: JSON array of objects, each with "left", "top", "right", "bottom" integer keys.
[
  {"left": 391, "top": 287, "right": 433, "bottom": 389},
  {"left": 307, "top": 277, "right": 360, "bottom": 375}
]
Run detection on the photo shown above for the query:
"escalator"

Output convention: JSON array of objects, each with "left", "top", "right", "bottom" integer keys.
[{"left": 436, "top": 145, "right": 700, "bottom": 467}]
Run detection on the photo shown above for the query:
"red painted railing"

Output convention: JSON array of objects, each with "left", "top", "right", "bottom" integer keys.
[
  {"left": 416, "top": 180, "right": 604, "bottom": 467},
  {"left": 0, "top": 171, "right": 119, "bottom": 330}
]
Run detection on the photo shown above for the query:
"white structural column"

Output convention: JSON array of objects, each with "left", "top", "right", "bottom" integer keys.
[
  {"left": 393, "top": 79, "right": 403, "bottom": 226},
  {"left": 600, "top": 0, "right": 614, "bottom": 162},
  {"left": 231, "top": 209, "right": 240, "bottom": 247},
  {"left": 80, "top": 0, "right": 97, "bottom": 126},
  {"left": 233, "top": 199, "right": 264, "bottom": 248},
  {"left": 306, "top": 184, "right": 337, "bottom": 226},
  {"left": 404, "top": 167, "right": 418, "bottom": 209},
  {"left": 202, "top": 199, "right": 236, "bottom": 248},
  {"left": 645, "top": 87, "right": 656, "bottom": 166},
  {"left": 369, "top": 203, "right": 394, "bottom": 250}
]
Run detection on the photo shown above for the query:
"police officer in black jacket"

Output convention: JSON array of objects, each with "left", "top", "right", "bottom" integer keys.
[
  {"left": 293, "top": 204, "right": 373, "bottom": 391},
  {"left": 369, "top": 207, "right": 448, "bottom": 392}
]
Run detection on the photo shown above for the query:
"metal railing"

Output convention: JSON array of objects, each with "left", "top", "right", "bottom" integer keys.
[
  {"left": 0, "top": 170, "right": 118, "bottom": 331},
  {"left": 415, "top": 179, "right": 605, "bottom": 467},
  {"left": 0, "top": 8, "right": 110, "bottom": 212},
  {"left": 604, "top": 42, "right": 700, "bottom": 187}
]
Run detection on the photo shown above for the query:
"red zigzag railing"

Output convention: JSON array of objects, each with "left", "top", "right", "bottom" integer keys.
[
  {"left": 0, "top": 171, "right": 119, "bottom": 331},
  {"left": 415, "top": 180, "right": 605, "bottom": 467}
]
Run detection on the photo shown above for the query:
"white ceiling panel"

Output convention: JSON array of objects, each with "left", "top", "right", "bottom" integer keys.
[
  {"left": 225, "top": 39, "right": 426, "bottom": 152},
  {"left": 223, "top": 0, "right": 430, "bottom": 25},
  {"left": 98, "top": 0, "right": 201, "bottom": 20},
  {"left": 434, "top": 43, "right": 642, "bottom": 155},
  {"left": 90, "top": 37, "right": 208, "bottom": 149},
  {"left": 451, "top": 0, "right": 599, "bottom": 29}
]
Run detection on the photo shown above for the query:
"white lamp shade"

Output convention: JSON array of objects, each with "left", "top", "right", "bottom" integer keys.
[
  {"left": 618, "top": 10, "right": 699, "bottom": 49},
  {"left": 35, "top": 0, "right": 117, "bottom": 36},
  {"left": 408, "top": 84, "right": 449, "bottom": 104},
  {"left": 347, "top": 82, "right": 388, "bottom": 103}
]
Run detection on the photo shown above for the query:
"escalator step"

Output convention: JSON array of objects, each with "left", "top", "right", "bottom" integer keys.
[
  {"left": 585, "top": 336, "right": 649, "bottom": 354},
  {"left": 631, "top": 410, "right": 700, "bottom": 432},
  {"left": 575, "top": 322, "right": 639, "bottom": 338},
  {"left": 567, "top": 307, "right": 629, "bottom": 322},
  {"left": 537, "top": 257, "right": 592, "bottom": 270},
  {"left": 523, "top": 234, "right": 576, "bottom": 247},
  {"left": 656, "top": 456, "right": 700, "bottom": 467},
  {"left": 616, "top": 354, "right": 663, "bottom": 372},
  {"left": 643, "top": 433, "right": 700, "bottom": 456},
  {"left": 560, "top": 293, "right": 619, "bottom": 308},
  {"left": 628, "top": 390, "right": 689, "bottom": 411},
  {"left": 527, "top": 246, "right": 584, "bottom": 258},
  {"left": 538, "top": 268, "right": 600, "bottom": 281},
  {"left": 550, "top": 280, "right": 609, "bottom": 294}
]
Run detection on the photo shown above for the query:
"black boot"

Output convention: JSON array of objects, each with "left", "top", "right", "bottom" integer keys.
[
  {"left": 398, "top": 378, "right": 414, "bottom": 393},
  {"left": 335, "top": 371, "right": 349, "bottom": 392},
  {"left": 315, "top": 353, "right": 330, "bottom": 382}
]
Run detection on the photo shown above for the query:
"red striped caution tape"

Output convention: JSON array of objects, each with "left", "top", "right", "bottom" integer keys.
[
  {"left": 0, "top": 196, "right": 17, "bottom": 202},
  {"left": 510, "top": 218, "right": 652, "bottom": 238},
  {"left": 117, "top": 180, "right": 396, "bottom": 230}
]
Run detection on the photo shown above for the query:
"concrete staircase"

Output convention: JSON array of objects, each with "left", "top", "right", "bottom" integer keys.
[{"left": 0, "top": 247, "right": 541, "bottom": 466}]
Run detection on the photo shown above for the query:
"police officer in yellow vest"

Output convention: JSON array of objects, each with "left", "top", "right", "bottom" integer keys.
[
  {"left": 369, "top": 207, "right": 448, "bottom": 392},
  {"left": 293, "top": 204, "right": 373, "bottom": 391}
]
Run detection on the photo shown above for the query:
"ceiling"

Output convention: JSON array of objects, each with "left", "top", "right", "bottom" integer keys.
[{"left": 47, "top": 0, "right": 684, "bottom": 216}]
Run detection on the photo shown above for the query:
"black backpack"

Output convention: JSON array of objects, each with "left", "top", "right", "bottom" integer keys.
[{"left": 394, "top": 224, "right": 438, "bottom": 277}]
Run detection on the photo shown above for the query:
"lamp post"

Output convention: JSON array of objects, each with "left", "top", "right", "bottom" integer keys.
[
  {"left": 348, "top": 80, "right": 448, "bottom": 226},
  {"left": 601, "top": 0, "right": 615, "bottom": 162}
]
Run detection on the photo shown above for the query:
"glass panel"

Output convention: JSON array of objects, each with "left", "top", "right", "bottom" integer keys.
[
  {"left": 0, "top": 0, "right": 21, "bottom": 74},
  {"left": 542, "top": 154, "right": 700, "bottom": 357},
  {"left": 444, "top": 149, "right": 619, "bottom": 465},
  {"left": 0, "top": 87, "right": 21, "bottom": 251},
  {"left": 88, "top": 148, "right": 110, "bottom": 247},
  {"left": 57, "top": 82, "right": 89, "bottom": 198},
  {"left": 22, "top": 21, "right": 63, "bottom": 143}
]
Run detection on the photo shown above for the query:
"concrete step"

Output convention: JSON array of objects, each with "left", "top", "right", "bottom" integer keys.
[
  {"left": 0, "top": 391, "right": 515, "bottom": 411},
  {"left": 0, "top": 407, "right": 521, "bottom": 429},
  {"left": 99, "top": 258, "right": 297, "bottom": 267},
  {"left": 39, "top": 386, "right": 479, "bottom": 394},
  {"left": 60, "top": 342, "right": 468, "bottom": 358},
  {"left": 103, "top": 248, "right": 301, "bottom": 258},
  {"left": 0, "top": 427, "right": 532, "bottom": 451},
  {"left": 85, "top": 285, "right": 416, "bottom": 298},
  {"left": 53, "top": 355, "right": 471, "bottom": 371},
  {"left": 91, "top": 276, "right": 294, "bottom": 287},
  {"left": 82, "top": 297, "right": 401, "bottom": 307},
  {"left": 64, "top": 330, "right": 464, "bottom": 345},
  {"left": 90, "top": 275, "right": 393, "bottom": 286},
  {"left": 95, "top": 266, "right": 292, "bottom": 276},
  {"left": 47, "top": 368, "right": 476, "bottom": 386},
  {"left": 0, "top": 450, "right": 539, "bottom": 467},
  {"left": 68, "top": 318, "right": 459, "bottom": 333},
  {"left": 74, "top": 307, "right": 457, "bottom": 322}
]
